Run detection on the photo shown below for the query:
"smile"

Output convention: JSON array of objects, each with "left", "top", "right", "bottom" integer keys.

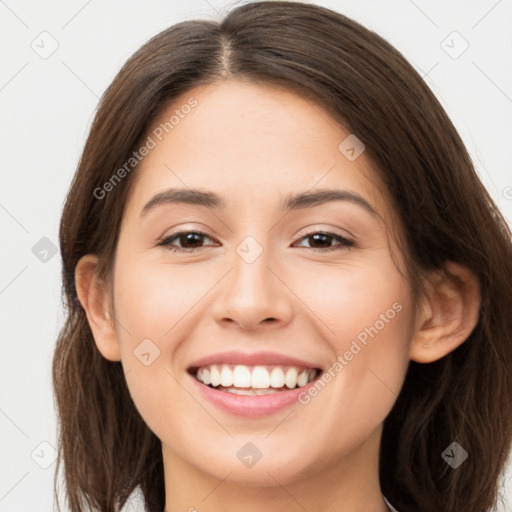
[{"left": 190, "top": 364, "right": 320, "bottom": 395}]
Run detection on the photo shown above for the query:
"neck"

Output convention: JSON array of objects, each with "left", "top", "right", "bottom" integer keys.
[{"left": 162, "top": 425, "right": 390, "bottom": 512}]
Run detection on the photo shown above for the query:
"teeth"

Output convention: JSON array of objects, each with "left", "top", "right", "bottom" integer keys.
[
  {"left": 297, "top": 369, "right": 309, "bottom": 387},
  {"left": 252, "top": 366, "right": 270, "bottom": 388},
  {"left": 219, "top": 386, "right": 282, "bottom": 395},
  {"left": 269, "top": 367, "right": 285, "bottom": 388},
  {"left": 233, "top": 365, "right": 252, "bottom": 388},
  {"left": 285, "top": 367, "right": 298, "bottom": 389},
  {"left": 194, "top": 364, "right": 318, "bottom": 391},
  {"left": 201, "top": 368, "right": 211, "bottom": 385},
  {"left": 210, "top": 365, "right": 221, "bottom": 387},
  {"left": 220, "top": 365, "right": 233, "bottom": 386}
]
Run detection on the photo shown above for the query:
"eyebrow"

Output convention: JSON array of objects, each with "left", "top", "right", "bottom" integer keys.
[{"left": 140, "top": 187, "right": 378, "bottom": 217}]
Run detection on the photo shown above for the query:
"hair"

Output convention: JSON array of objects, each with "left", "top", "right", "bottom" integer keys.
[{"left": 52, "top": 1, "right": 512, "bottom": 511}]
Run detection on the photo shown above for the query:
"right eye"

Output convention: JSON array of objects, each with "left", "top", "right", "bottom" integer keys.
[{"left": 157, "top": 230, "right": 218, "bottom": 252}]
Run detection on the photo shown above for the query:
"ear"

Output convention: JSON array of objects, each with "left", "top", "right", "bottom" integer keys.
[
  {"left": 410, "top": 261, "right": 481, "bottom": 363},
  {"left": 75, "top": 254, "right": 121, "bottom": 362}
]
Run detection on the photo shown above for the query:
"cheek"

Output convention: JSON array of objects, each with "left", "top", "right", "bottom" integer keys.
[
  {"left": 293, "top": 253, "right": 411, "bottom": 347},
  {"left": 112, "top": 258, "right": 202, "bottom": 437},
  {"left": 113, "top": 256, "right": 203, "bottom": 341},
  {"left": 296, "top": 256, "right": 413, "bottom": 411}
]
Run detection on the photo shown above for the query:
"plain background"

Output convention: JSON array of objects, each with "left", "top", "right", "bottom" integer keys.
[{"left": 1, "top": 0, "right": 511, "bottom": 510}]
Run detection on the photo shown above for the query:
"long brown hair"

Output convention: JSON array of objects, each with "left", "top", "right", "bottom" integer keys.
[{"left": 52, "top": 2, "right": 512, "bottom": 511}]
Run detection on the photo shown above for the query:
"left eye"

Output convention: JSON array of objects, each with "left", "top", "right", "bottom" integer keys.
[
  {"left": 157, "top": 230, "right": 354, "bottom": 252},
  {"left": 294, "top": 231, "right": 355, "bottom": 251}
]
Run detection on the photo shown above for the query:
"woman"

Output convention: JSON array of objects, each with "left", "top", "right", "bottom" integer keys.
[{"left": 52, "top": 2, "right": 512, "bottom": 511}]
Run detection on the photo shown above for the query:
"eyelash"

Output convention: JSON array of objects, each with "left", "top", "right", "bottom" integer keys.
[{"left": 156, "top": 230, "right": 355, "bottom": 253}]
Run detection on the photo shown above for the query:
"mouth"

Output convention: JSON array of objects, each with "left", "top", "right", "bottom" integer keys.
[{"left": 187, "top": 364, "right": 322, "bottom": 396}]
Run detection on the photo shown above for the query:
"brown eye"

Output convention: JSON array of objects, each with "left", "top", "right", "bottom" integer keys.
[
  {"left": 294, "top": 231, "right": 355, "bottom": 251},
  {"left": 157, "top": 231, "right": 216, "bottom": 252}
]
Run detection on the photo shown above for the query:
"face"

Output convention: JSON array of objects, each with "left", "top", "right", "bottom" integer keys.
[{"left": 107, "top": 79, "right": 416, "bottom": 485}]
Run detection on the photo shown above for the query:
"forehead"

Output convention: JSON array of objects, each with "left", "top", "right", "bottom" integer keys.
[{"left": 125, "top": 79, "right": 392, "bottom": 221}]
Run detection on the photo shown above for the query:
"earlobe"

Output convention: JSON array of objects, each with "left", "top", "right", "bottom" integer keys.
[
  {"left": 75, "top": 254, "right": 121, "bottom": 362},
  {"left": 410, "top": 261, "right": 481, "bottom": 363}
]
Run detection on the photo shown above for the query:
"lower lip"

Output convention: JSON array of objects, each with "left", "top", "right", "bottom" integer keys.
[{"left": 187, "top": 371, "right": 320, "bottom": 418}]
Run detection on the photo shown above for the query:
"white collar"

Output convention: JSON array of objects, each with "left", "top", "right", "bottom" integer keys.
[{"left": 383, "top": 495, "right": 400, "bottom": 512}]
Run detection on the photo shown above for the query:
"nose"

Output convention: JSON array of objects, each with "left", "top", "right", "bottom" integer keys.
[{"left": 211, "top": 242, "right": 294, "bottom": 331}]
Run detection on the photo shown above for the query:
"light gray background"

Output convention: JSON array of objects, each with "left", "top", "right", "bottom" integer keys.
[{"left": 1, "top": 1, "right": 511, "bottom": 511}]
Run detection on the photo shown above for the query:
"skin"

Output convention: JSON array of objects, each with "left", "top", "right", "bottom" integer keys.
[{"left": 76, "top": 79, "right": 481, "bottom": 512}]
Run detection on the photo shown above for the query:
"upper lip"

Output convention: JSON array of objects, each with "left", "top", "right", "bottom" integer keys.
[{"left": 187, "top": 350, "right": 323, "bottom": 371}]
